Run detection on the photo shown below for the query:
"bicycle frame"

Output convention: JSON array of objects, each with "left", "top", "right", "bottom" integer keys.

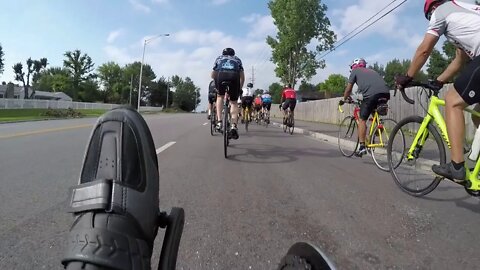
[
  {"left": 340, "top": 104, "right": 385, "bottom": 149},
  {"left": 406, "top": 95, "right": 480, "bottom": 191}
]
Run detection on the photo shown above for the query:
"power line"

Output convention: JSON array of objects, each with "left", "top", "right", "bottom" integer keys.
[
  {"left": 318, "top": 0, "right": 407, "bottom": 60},
  {"left": 332, "top": 0, "right": 400, "bottom": 48}
]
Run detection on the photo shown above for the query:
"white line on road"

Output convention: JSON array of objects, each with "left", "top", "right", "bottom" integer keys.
[
  {"left": 156, "top": 141, "right": 176, "bottom": 154},
  {"left": 203, "top": 122, "right": 208, "bottom": 126}
]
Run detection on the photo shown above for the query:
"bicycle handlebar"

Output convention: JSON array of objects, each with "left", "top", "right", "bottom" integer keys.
[{"left": 394, "top": 80, "right": 442, "bottom": 105}]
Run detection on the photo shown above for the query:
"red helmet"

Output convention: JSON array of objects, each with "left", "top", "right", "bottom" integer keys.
[{"left": 424, "top": 0, "right": 445, "bottom": 20}]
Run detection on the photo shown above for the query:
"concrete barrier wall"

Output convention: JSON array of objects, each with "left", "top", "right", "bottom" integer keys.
[
  {"left": 270, "top": 84, "right": 478, "bottom": 140},
  {"left": 0, "top": 99, "right": 163, "bottom": 112}
]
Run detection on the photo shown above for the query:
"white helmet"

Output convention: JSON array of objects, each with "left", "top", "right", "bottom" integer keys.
[{"left": 349, "top": 58, "right": 367, "bottom": 70}]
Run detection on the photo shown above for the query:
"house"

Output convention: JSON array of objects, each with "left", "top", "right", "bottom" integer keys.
[{"left": 0, "top": 84, "right": 72, "bottom": 101}]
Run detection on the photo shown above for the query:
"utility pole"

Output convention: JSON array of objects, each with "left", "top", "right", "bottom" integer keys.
[
  {"left": 129, "top": 74, "right": 133, "bottom": 106},
  {"left": 194, "top": 89, "right": 197, "bottom": 113},
  {"left": 251, "top": 66, "right": 255, "bottom": 85}
]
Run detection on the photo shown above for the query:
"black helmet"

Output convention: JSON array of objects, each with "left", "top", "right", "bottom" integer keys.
[
  {"left": 222, "top": 48, "right": 235, "bottom": 56},
  {"left": 247, "top": 83, "right": 253, "bottom": 88}
]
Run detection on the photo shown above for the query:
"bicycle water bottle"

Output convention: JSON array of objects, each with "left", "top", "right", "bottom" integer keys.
[{"left": 469, "top": 125, "right": 480, "bottom": 161}]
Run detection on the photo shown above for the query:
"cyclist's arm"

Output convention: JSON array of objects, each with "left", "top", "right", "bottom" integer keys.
[
  {"left": 406, "top": 33, "right": 439, "bottom": 77},
  {"left": 343, "top": 83, "right": 354, "bottom": 100},
  {"left": 437, "top": 48, "right": 469, "bottom": 83},
  {"left": 210, "top": 70, "right": 216, "bottom": 80}
]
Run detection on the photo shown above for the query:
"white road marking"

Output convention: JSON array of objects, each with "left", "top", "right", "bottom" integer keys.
[
  {"left": 156, "top": 141, "right": 176, "bottom": 154},
  {"left": 203, "top": 122, "right": 208, "bottom": 126}
]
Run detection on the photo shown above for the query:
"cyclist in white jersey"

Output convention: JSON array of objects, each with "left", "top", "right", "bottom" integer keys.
[
  {"left": 240, "top": 83, "right": 254, "bottom": 123},
  {"left": 396, "top": 0, "right": 480, "bottom": 180}
]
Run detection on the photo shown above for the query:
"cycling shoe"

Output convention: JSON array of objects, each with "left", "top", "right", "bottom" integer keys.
[{"left": 62, "top": 107, "right": 160, "bottom": 270}]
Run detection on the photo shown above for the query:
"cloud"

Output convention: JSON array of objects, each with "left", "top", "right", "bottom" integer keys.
[
  {"left": 151, "top": 0, "right": 169, "bottom": 4},
  {"left": 107, "top": 29, "right": 124, "bottom": 43},
  {"left": 211, "top": 0, "right": 231, "bottom": 5},
  {"left": 103, "top": 45, "right": 135, "bottom": 64},
  {"left": 246, "top": 15, "right": 276, "bottom": 39},
  {"left": 129, "top": 0, "right": 151, "bottom": 13}
]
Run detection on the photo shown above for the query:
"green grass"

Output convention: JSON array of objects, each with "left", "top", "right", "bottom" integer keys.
[{"left": 0, "top": 108, "right": 107, "bottom": 123}]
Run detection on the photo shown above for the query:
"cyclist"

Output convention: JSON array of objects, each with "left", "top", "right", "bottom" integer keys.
[
  {"left": 261, "top": 91, "right": 272, "bottom": 124},
  {"left": 341, "top": 58, "right": 390, "bottom": 157},
  {"left": 241, "top": 83, "right": 254, "bottom": 123},
  {"left": 396, "top": 0, "right": 480, "bottom": 181},
  {"left": 211, "top": 47, "right": 245, "bottom": 140},
  {"left": 254, "top": 94, "right": 263, "bottom": 122},
  {"left": 207, "top": 80, "right": 217, "bottom": 120},
  {"left": 280, "top": 84, "right": 297, "bottom": 125}
]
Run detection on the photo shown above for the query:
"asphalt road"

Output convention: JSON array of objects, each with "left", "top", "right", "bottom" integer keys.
[{"left": 0, "top": 114, "right": 479, "bottom": 270}]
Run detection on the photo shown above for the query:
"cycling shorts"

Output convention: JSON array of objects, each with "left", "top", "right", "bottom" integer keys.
[
  {"left": 262, "top": 102, "right": 272, "bottom": 110},
  {"left": 214, "top": 71, "right": 241, "bottom": 101},
  {"left": 359, "top": 93, "right": 390, "bottom": 121},
  {"left": 241, "top": 96, "right": 254, "bottom": 109},
  {"left": 282, "top": 98, "right": 296, "bottom": 111},
  {"left": 454, "top": 55, "right": 480, "bottom": 105}
]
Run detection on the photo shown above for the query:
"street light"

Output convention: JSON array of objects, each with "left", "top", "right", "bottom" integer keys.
[{"left": 137, "top": 33, "right": 170, "bottom": 111}]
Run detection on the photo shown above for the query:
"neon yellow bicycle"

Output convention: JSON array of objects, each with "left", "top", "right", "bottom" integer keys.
[
  {"left": 338, "top": 99, "right": 401, "bottom": 171},
  {"left": 387, "top": 81, "right": 480, "bottom": 197}
]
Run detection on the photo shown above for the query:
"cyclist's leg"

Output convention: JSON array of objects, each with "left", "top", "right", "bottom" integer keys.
[
  {"left": 289, "top": 99, "right": 296, "bottom": 118},
  {"left": 357, "top": 96, "right": 377, "bottom": 156},
  {"left": 215, "top": 75, "right": 226, "bottom": 127}
]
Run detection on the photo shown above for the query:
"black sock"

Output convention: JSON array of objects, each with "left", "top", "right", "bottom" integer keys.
[
  {"left": 359, "top": 142, "right": 365, "bottom": 149},
  {"left": 451, "top": 160, "right": 464, "bottom": 170}
]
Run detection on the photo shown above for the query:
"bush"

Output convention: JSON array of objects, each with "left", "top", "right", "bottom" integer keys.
[{"left": 42, "top": 108, "right": 84, "bottom": 118}]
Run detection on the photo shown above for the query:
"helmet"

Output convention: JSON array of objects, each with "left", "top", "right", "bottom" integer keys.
[
  {"left": 424, "top": 0, "right": 445, "bottom": 20},
  {"left": 247, "top": 83, "right": 253, "bottom": 88},
  {"left": 349, "top": 58, "right": 367, "bottom": 70},
  {"left": 222, "top": 48, "right": 235, "bottom": 56}
]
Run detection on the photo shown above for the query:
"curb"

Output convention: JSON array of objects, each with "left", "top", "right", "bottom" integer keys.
[{"left": 271, "top": 121, "right": 437, "bottom": 172}]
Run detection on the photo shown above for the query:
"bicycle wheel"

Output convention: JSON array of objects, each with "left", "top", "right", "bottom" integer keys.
[
  {"left": 283, "top": 115, "right": 287, "bottom": 133},
  {"left": 370, "top": 118, "right": 402, "bottom": 171},
  {"left": 223, "top": 103, "right": 229, "bottom": 158},
  {"left": 387, "top": 115, "right": 445, "bottom": 196},
  {"left": 244, "top": 108, "right": 249, "bottom": 132},
  {"left": 210, "top": 106, "right": 216, "bottom": 136},
  {"left": 338, "top": 116, "right": 359, "bottom": 157},
  {"left": 288, "top": 114, "right": 294, "bottom": 135}
]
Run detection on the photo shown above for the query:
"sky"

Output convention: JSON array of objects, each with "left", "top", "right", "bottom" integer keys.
[{"left": 0, "top": 0, "right": 437, "bottom": 110}]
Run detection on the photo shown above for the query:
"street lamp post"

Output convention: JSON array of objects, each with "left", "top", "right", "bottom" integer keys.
[{"left": 137, "top": 33, "right": 170, "bottom": 111}]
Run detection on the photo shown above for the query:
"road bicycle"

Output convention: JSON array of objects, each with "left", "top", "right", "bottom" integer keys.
[
  {"left": 220, "top": 82, "right": 232, "bottom": 159},
  {"left": 210, "top": 102, "right": 217, "bottom": 136},
  {"left": 282, "top": 107, "right": 295, "bottom": 135},
  {"left": 242, "top": 105, "right": 252, "bottom": 132},
  {"left": 387, "top": 80, "right": 480, "bottom": 197},
  {"left": 338, "top": 98, "right": 401, "bottom": 172}
]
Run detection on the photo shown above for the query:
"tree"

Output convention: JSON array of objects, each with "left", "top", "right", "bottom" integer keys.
[
  {"left": 33, "top": 67, "right": 71, "bottom": 94},
  {"left": 63, "top": 50, "right": 95, "bottom": 100},
  {"left": 78, "top": 78, "right": 101, "bottom": 102},
  {"left": 123, "top": 62, "right": 156, "bottom": 107},
  {"left": 426, "top": 48, "right": 449, "bottom": 80},
  {"left": 13, "top": 57, "right": 48, "bottom": 99},
  {"left": 171, "top": 76, "right": 200, "bottom": 112},
  {"left": 320, "top": 74, "right": 347, "bottom": 98},
  {"left": 147, "top": 76, "right": 170, "bottom": 107},
  {"left": 443, "top": 41, "right": 456, "bottom": 61},
  {"left": 98, "top": 62, "right": 125, "bottom": 103},
  {"left": 267, "top": 0, "right": 336, "bottom": 87},
  {"left": 368, "top": 62, "right": 385, "bottom": 77},
  {"left": 254, "top": 89, "right": 264, "bottom": 96},
  {"left": 384, "top": 58, "right": 427, "bottom": 88},
  {"left": 0, "top": 44, "right": 4, "bottom": 75},
  {"left": 298, "top": 82, "right": 317, "bottom": 94},
  {"left": 269, "top": 82, "right": 283, "bottom": 103}
]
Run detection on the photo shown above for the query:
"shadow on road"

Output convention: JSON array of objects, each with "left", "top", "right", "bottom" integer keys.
[{"left": 227, "top": 143, "right": 338, "bottom": 164}]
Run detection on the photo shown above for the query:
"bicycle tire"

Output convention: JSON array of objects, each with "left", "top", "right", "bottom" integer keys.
[
  {"left": 338, "top": 116, "right": 359, "bottom": 157},
  {"left": 387, "top": 115, "right": 445, "bottom": 196},
  {"left": 223, "top": 102, "right": 229, "bottom": 159},
  {"left": 370, "top": 118, "right": 402, "bottom": 172},
  {"left": 210, "top": 106, "right": 216, "bottom": 136},
  {"left": 244, "top": 108, "right": 249, "bottom": 132},
  {"left": 288, "top": 114, "right": 294, "bottom": 135},
  {"left": 283, "top": 116, "right": 287, "bottom": 133}
]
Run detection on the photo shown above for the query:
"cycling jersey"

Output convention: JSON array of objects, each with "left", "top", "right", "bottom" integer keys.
[
  {"left": 428, "top": 1, "right": 480, "bottom": 58},
  {"left": 254, "top": 97, "right": 262, "bottom": 105},
  {"left": 212, "top": 55, "right": 244, "bottom": 72},
  {"left": 348, "top": 68, "right": 390, "bottom": 98},
  {"left": 261, "top": 94, "right": 272, "bottom": 103},
  {"left": 243, "top": 87, "right": 254, "bottom": 97},
  {"left": 282, "top": 88, "right": 296, "bottom": 100}
]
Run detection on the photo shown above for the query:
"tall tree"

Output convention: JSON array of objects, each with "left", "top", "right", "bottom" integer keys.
[
  {"left": 33, "top": 67, "right": 71, "bottom": 94},
  {"left": 298, "top": 82, "right": 317, "bottom": 93},
  {"left": 368, "top": 62, "right": 385, "bottom": 77},
  {"left": 123, "top": 62, "right": 156, "bottom": 107},
  {"left": 78, "top": 78, "right": 101, "bottom": 102},
  {"left": 267, "top": 0, "right": 336, "bottom": 87},
  {"left": 320, "top": 74, "right": 347, "bottom": 98},
  {"left": 98, "top": 62, "right": 125, "bottom": 103},
  {"left": 171, "top": 76, "right": 200, "bottom": 112},
  {"left": 426, "top": 48, "right": 449, "bottom": 80},
  {"left": 13, "top": 57, "right": 48, "bottom": 99},
  {"left": 63, "top": 50, "right": 95, "bottom": 100},
  {"left": 147, "top": 76, "right": 170, "bottom": 107},
  {"left": 269, "top": 82, "right": 283, "bottom": 103},
  {"left": 0, "top": 44, "right": 4, "bottom": 75}
]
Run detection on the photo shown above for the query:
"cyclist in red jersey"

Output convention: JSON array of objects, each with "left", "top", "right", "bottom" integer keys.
[{"left": 280, "top": 84, "right": 297, "bottom": 123}]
